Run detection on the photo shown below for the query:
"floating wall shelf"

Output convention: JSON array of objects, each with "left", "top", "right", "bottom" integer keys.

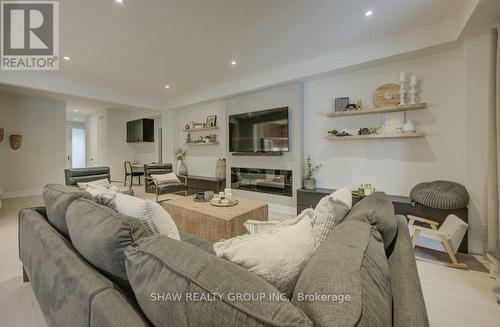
[
  {"left": 322, "top": 103, "right": 427, "bottom": 117},
  {"left": 184, "top": 141, "right": 220, "bottom": 146},
  {"left": 183, "top": 126, "right": 219, "bottom": 132},
  {"left": 325, "top": 132, "right": 425, "bottom": 140}
]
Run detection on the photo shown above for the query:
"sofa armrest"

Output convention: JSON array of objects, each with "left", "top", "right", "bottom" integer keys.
[
  {"left": 90, "top": 289, "right": 150, "bottom": 327},
  {"left": 388, "top": 215, "right": 430, "bottom": 327}
]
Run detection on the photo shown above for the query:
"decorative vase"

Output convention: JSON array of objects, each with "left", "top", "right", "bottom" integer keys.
[
  {"left": 304, "top": 178, "right": 316, "bottom": 190},
  {"left": 215, "top": 158, "right": 226, "bottom": 179},
  {"left": 0, "top": 128, "right": 3, "bottom": 143},
  {"left": 403, "top": 120, "right": 416, "bottom": 133},
  {"left": 10, "top": 134, "right": 22, "bottom": 150},
  {"left": 177, "top": 160, "right": 188, "bottom": 175}
]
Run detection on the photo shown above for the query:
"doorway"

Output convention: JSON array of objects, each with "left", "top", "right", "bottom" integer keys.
[{"left": 66, "top": 125, "right": 86, "bottom": 169}]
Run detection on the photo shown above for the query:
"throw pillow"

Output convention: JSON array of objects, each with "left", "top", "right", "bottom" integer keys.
[
  {"left": 213, "top": 211, "right": 316, "bottom": 297},
  {"left": 114, "top": 193, "right": 180, "bottom": 240},
  {"left": 151, "top": 173, "right": 181, "bottom": 185},
  {"left": 85, "top": 184, "right": 121, "bottom": 206},
  {"left": 77, "top": 178, "right": 110, "bottom": 189},
  {"left": 310, "top": 187, "right": 352, "bottom": 246},
  {"left": 243, "top": 219, "right": 280, "bottom": 234},
  {"left": 125, "top": 235, "right": 313, "bottom": 327},
  {"left": 66, "top": 198, "right": 150, "bottom": 294},
  {"left": 145, "top": 199, "right": 180, "bottom": 240}
]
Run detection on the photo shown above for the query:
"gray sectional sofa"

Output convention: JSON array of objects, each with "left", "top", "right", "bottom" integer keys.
[{"left": 19, "top": 184, "right": 429, "bottom": 327}]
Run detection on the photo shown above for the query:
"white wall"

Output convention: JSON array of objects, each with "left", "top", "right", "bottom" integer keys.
[
  {"left": 172, "top": 100, "right": 226, "bottom": 176},
  {"left": 303, "top": 36, "right": 489, "bottom": 254},
  {"left": 225, "top": 83, "right": 304, "bottom": 213},
  {"left": 0, "top": 91, "right": 66, "bottom": 197}
]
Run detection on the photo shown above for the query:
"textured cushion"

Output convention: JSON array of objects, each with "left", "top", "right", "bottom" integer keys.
[
  {"left": 310, "top": 187, "right": 352, "bottom": 245},
  {"left": 114, "top": 193, "right": 180, "bottom": 239},
  {"left": 125, "top": 235, "right": 313, "bottom": 327},
  {"left": 77, "top": 178, "right": 110, "bottom": 189},
  {"left": 179, "top": 231, "right": 215, "bottom": 255},
  {"left": 84, "top": 184, "right": 121, "bottom": 206},
  {"left": 292, "top": 221, "right": 392, "bottom": 327},
  {"left": 151, "top": 173, "right": 181, "bottom": 185},
  {"left": 66, "top": 198, "right": 150, "bottom": 293},
  {"left": 42, "top": 184, "right": 92, "bottom": 238},
  {"left": 343, "top": 192, "right": 398, "bottom": 253},
  {"left": 214, "top": 212, "right": 316, "bottom": 297},
  {"left": 410, "top": 180, "right": 469, "bottom": 209}
]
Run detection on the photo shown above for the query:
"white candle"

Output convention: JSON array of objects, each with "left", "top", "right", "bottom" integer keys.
[
  {"left": 410, "top": 74, "right": 418, "bottom": 86},
  {"left": 400, "top": 72, "right": 406, "bottom": 82}
]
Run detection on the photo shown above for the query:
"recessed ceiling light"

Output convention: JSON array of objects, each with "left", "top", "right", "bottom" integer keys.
[
  {"left": 115, "top": 0, "right": 124, "bottom": 4},
  {"left": 74, "top": 118, "right": 78, "bottom": 121},
  {"left": 365, "top": 10, "right": 373, "bottom": 17},
  {"left": 74, "top": 109, "right": 79, "bottom": 112},
  {"left": 63, "top": 56, "right": 71, "bottom": 61},
  {"left": 231, "top": 60, "right": 237, "bottom": 66},
  {"left": 164, "top": 85, "right": 170, "bottom": 89}
]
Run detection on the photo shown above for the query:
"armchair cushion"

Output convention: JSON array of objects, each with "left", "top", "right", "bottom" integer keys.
[{"left": 151, "top": 173, "right": 181, "bottom": 185}]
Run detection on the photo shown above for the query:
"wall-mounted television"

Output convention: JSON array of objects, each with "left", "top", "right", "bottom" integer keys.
[
  {"left": 229, "top": 107, "right": 289, "bottom": 153},
  {"left": 127, "top": 118, "right": 154, "bottom": 143}
]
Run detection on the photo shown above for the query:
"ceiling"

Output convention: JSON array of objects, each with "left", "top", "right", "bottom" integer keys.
[{"left": 41, "top": 0, "right": 467, "bottom": 108}]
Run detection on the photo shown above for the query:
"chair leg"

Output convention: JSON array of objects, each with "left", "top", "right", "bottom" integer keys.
[
  {"left": 411, "top": 229, "right": 420, "bottom": 248},
  {"left": 124, "top": 175, "right": 127, "bottom": 186},
  {"left": 438, "top": 235, "right": 467, "bottom": 268}
]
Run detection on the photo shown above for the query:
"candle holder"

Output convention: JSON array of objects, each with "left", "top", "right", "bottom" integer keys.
[
  {"left": 409, "top": 75, "right": 418, "bottom": 105},
  {"left": 399, "top": 81, "right": 406, "bottom": 106}
]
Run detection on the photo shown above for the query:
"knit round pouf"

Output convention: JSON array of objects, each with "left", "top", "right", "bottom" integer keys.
[{"left": 409, "top": 180, "right": 469, "bottom": 210}]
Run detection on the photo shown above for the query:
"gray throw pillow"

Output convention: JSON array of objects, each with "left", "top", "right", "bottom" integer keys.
[
  {"left": 42, "top": 184, "right": 92, "bottom": 238},
  {"left": 125, "top": 235, "right": 313, "bottom": 327},
  {"left": 66, "top": 198, "right": 150, "bottom": 293},
  {"left": 343, "top": 192, "right": 398, "bottom": 252},
  {"left": 292, "top": 221, "right": 392, "bottom": 327}
]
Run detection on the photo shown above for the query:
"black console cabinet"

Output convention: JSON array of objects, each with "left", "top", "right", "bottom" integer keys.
[
  {"left": 186, "top": 175, "right": 226, "bottom": 195},
  {"left": 297, "top": 188, "right": 469, "bottom": 253}
]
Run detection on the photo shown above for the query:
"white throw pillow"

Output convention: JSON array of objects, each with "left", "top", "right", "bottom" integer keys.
[
  {"left": 214, "top": 211, "right": 315, "bottom": 297},
  {"left": 83, "top": 184, "right": 120, "bottom": 206},
  {"left": 243, "top": 220, "right": 280, "bottom": 234},
  {"left": 310, "top": 187, "right": 352, "bottom": 246},
  {"left": 77, "top": 178, "right": 110, "bottom": 189},
  {"left": 114, "top": 193, "right": 180, "bottom": 240},
  {"left": 151, "top": 173, "right": 181, "bottom": 185},
  {"left": 145, "top": 200, "right": 180, "bottom": 240}
]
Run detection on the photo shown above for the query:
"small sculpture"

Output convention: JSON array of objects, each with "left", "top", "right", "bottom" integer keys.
[
  {"left": 409, "top": 74, "right": 418, "bottom": 105},
  {"left": 186, "top": 133, "right": 191, "bottom": 143},
  {"left": 399, "top": 72, "right": 406, "bottom": 105},
  {"left": 10, "top": 134, "right": 23, "bottom": 150}
]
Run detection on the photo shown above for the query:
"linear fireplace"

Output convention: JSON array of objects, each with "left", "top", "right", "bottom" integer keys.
[{"left": 231, "top": 167, "right": 293, "bottom": 197}]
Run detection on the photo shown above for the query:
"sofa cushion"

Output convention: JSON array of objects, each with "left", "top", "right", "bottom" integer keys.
[
  {"left": 343, "top": 192, "right": 398, "bottom": 252},
  {"left": 66, "top": 198, "right": 150, "bottom": 293},
  {"left": 179, "top": 231, "right": 215, "bottom": 255},
  {"left": 42, "top": 184, "right": 92, "bottom": 238},
  {"left": 292, "top": 221, "right": 392, "bottom": 327},
  {"left": 125, "top": 235, "right": 313, "bottom": 327}
]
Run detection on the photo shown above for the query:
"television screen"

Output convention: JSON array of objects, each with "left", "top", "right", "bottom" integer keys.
[{"left": 229, "top": 107, "right": 289, "bottom": 153}]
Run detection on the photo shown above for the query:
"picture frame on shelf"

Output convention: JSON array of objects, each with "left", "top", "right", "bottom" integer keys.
[
  {"left": 206, "top": 115, "right": 217, "bottom": 127},
  {"left": 334, "top": 97, "right": 349, "bottom": 112}
]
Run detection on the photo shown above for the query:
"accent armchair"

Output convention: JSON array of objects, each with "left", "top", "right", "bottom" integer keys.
[
  {"left": 143, "top": 163, "right": 187, "bottom": 201},
  {"left": 64, "top": 167, "right": 134, "bottom": 196}
]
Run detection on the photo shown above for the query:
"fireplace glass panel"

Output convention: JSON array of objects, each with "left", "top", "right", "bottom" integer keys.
[{"left": 231, "top": 167, "right": 292, "bottom": 197}]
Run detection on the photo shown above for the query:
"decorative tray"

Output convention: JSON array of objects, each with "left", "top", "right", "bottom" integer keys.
[
  {"left": 192, "top": 195, "right": 209, "bottom": 202},
  {"left": 210, "top": 199, "right": 239, "bottom": 207}
]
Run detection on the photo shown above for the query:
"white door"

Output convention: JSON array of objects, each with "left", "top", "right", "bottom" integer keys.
[
  {"left": 98, "top": 116, "right": 105, "bottom": 166},
  {"left": 72, "top": 128, "right": 86, "bottom": 168},
  {"left": 65, "top": 126, "right": 72, "bottom": 168},
  {"left": 88, "top": 118, "right": 99, "bottom": 167}
]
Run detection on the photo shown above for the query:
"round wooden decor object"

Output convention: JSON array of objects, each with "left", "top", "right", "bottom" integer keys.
[
  {"left": 372, "top": 83, "right": 400, "bottom": 108},
  {"left": 10, "top": 134, "right": 23, "bottom": 150}
]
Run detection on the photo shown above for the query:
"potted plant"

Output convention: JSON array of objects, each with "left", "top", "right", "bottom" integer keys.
[
  {"left": 304, "top": 155, "right": 321, "bottom": 190},
  {"left": 175, "top": 148, "right": 188, "bottom": 175}
]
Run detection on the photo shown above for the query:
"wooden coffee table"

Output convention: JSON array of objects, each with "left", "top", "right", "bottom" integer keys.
[{"left": 162, "top": 197, "right": 268, "bottom": 242}]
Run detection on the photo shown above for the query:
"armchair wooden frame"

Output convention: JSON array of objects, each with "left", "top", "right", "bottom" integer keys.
[{"left": 408, "top": 215, "right": 468, "bottom": 269}]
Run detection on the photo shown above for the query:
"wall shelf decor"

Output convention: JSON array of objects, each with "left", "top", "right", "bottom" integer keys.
[
  {"left": 10, "top": 134, "right": 23, "bottom": 150},
  {"left": 182, "top": 126, "right": 219, "bottom": 132},
  {"left": 322, "top": 102, "right": 427, "bottom": 117},
  {"left": 185, "top": 141, "right": 220, "bottom": 146},
  {"left": 325, "top": 132, "right": 424, "bottom": 140}
]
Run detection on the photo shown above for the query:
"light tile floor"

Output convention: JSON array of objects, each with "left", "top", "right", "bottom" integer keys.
[{"left": 0, "top": 185, "right": 499, "bottom": 326}]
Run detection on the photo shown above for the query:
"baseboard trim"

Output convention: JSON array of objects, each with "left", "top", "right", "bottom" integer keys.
[{"left": 2, "top": 189, "right": 42, "bottom": 199}]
